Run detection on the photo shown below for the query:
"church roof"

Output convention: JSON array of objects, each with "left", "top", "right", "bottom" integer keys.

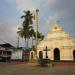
[
  {"left": 37, "top": 23, "right": 75, "bottom": 49},
  {"left": 51, "top": 23, "right": 63, "bottom": 32}
]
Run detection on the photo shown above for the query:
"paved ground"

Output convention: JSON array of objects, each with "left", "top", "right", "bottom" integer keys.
[{"left": 0, "top": 62, "right": 75, "bottom": 75}]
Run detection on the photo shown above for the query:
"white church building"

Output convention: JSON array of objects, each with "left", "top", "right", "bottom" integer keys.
[{"left": 30, "top": 23, "right": 75, "bottom": 61}]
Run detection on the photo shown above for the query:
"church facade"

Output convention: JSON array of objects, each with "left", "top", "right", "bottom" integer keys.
[{"left": 30, "top": 23, "right": 75, "bottom": 61}]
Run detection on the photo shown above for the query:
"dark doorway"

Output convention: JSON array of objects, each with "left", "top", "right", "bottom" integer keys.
[
  {"left": 31, "top": 52, "right": 33, "bottom": 60},
  {"left": 73, "top": 50, "right": 75, "bottom": 60},
  {"left": 54, "top": 48, "right": 60, "bottom": 61},
  {"left": 39, "top": 51, "right": 43, "bottom": 59}
]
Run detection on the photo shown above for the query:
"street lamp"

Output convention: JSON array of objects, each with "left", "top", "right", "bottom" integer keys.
[
  {"left": 34, "top": 9, "right": 39, "bottom": 60},
  {"left": 35, "top": 9, "right": 39, "bottom": 47}
]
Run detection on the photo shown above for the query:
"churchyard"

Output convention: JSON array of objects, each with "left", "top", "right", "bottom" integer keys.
[{"left": 0, "top": 62, "right": 75, "bottom": 75}]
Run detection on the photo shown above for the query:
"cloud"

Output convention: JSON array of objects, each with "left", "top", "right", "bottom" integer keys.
[
  {"left": 0, "top": 18, "right": 27, "bottom": 47},
  {"left": 1, "top": 0, "right": 75, "bottom": 46},
  {"left": 16, "top": 0, "right": 37, "bottom": 12},
  {"left": 0, "top": 19, "right": 18, "bottom": 46},
  {"left": 15, "top": 0, "right": 58, "bottom": 25},
  {"left": 5, "top": 0, "right": 15, "bottom": 4}
]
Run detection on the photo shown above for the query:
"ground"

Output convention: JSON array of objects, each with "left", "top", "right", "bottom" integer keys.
[{"left": 0, "top": 62, "right": 75, "bottom": 75}]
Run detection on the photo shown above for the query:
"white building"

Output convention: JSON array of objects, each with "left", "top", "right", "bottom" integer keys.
[
  {"left": 11, "top": 50, "right": 23, "bottom": 61},
  {"left": 11, "top": 49, "right": 30, "bottom": 61},
  {"left": 30, "top": 23, "right": 75, "bottom": 61}
]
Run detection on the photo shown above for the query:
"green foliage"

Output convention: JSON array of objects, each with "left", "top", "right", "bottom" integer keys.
[
  {"left": 17, "top": 10, "right": 44, "bottom": 48},
  {"left": 33, "top": 31, "right": 44, "bottom": 41},
  {"left": 17, "top": 10, "right": 33, "bottom": 48}
]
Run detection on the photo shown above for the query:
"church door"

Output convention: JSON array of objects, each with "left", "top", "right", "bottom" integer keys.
[
  {"left": 54, "top": 48, "right": 60, "bottom": 61},
  {"left": 73, "top": 50, "right": 75, "bottom": 60},
  {"left": 31, "top": 52, "right": 33, "bottom": 60},
  {"left": 39, "top": 51, "right": 43, "bottom": 59}
]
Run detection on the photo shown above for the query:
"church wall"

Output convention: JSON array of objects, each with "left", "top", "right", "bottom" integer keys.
[
  {"left": 48, "top": 49, "right": 54, "bottom": 60},
  {"left": 60, "top": 48, "right": 71, "bottom": 60},
  {"left": 43, "top": 51, "right": 46, "bottom": 58},
  {"left": 59, "top": 48, "right": 64, "bottom": 60},
  {"left": 71, "top": 49, "right": 75, "bottom": 60},
  {"left": 30, "top": 24, "right": 75, "bottom": 61},
  {"left": 37, "top": 50, "right": 40, "bottom": 59},
  {"left": 30, "top": 47, "right": 75, "bottom": 61},
  {"left": 37, "top": 48, "right": 75, "bottom": 61},
  {"left": 59, "top": 48, "right": 75, "bottom": 60}
]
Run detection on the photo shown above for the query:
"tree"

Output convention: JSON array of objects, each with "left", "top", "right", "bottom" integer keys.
[
  {"left": 21, "top": 10, "right": 33, "bottom": 27},
  {"left": 38, "top": 33, "right": 44, "bottom": 41},
  {"left": 29, "top": 28, "right": 35, "bottom": 48},
  {"left": 33, "top": 31, "right": 44, "bottom": 42},
  {"left": 17, "top": 27, "right": 27, "bottom": 47},
  {"left": 18, "top": 10, "right": 44, "bottom": 48},
  {"left": 18, "top": 10, "right": 33, "bottom": 48}
]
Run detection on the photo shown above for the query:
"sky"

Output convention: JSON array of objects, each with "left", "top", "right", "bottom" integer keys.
[{"left": 0, "top": 0, "right": 75, "bottom": 47}]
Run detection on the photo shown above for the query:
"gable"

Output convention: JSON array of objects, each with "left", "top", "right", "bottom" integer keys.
[{"left": 37, "top": 23, "right": 75, "bottom": 49}]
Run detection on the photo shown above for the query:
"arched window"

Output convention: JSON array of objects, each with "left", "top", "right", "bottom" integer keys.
[{"left": 39, "top": 51, "right": 43, "bottom": 59}]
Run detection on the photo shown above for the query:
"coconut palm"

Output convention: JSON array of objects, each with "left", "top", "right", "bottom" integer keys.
[
  {"left": 18, "top": 10, "right": 33, "bottom": 48},
  {"left": 33, "top": 31, "right": 44, "bottom": 43},
  {"left": 18, "top": 10, "right": 44, "bottom": 48},
  {"left": 17, "top": 27, "right": 27, "bottom": 47},
  {"left": 38, "top": 33, "right": 44, "bottom": 41},
  {"left": 29, "top": 28, "right": 35, "bottom": 48},
  {"left": 21, "top": 10, "right": 33, "bottom": 27}
]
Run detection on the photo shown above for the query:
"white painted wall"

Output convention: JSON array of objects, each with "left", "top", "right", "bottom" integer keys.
[{"left": 11, "top": 50, "right": 23, "bottom": 60}]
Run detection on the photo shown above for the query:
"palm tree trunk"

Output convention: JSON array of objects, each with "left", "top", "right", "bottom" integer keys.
[
  {"left": 24, "top": 38, "right": 26, "bottom": 48},
  {"left": 27, "top": 38, "right": 29, "bottom": 48},
  {"left": 32, "top": 35, "right": 33, "bottom": 48}
]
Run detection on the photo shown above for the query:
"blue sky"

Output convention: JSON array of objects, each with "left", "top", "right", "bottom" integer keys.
[{"left": 0, "top": 0, "right": 75, "bottom": 47}]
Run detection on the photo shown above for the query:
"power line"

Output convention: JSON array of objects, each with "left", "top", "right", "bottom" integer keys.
[
  {"left": 0, "top": 23, "right": 17, "bottom": 46},
  {"left": 0, "top": 38, "right": 7, "bottom": 43}
]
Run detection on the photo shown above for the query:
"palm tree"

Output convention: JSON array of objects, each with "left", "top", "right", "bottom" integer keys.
[
  {"left": 17, "top": 25, "right": 33, "bottom": 48},
  {"left": 21, "top": 10, "right": 33, "bottom": 27},
  {"left": 17, "top": 27, "right": 27, "bottom": 47},
  {"left": 25, "top": 25, "right": 33, "bottom": 48},
  {"left": 38, "top": 33, "right": 44, "bottom": 41},
  {"left": 21, "top": 10, "right": 33, "bottom": 47},
  {"left": 18, "top": 10, "right": 44, "bottom": 48},
  {"left": 34, "top": 31, "right": 44, "bottom": 41},
  {"left": 29, "top": 28, "right": 35, "bottom": 48}
]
